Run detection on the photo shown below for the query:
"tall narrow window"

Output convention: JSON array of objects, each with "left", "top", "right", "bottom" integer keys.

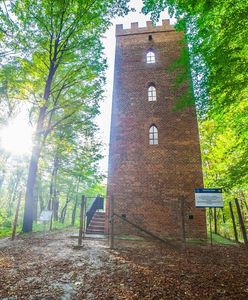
[
  {"left": 148, "top": 85, "right": 156, "bottom": 101},
  {"left": 149, "top": 125, "right": 158, "bottom": 145},
  {"left": 146, "top": 51, "right": 155, "bottom": 63}
]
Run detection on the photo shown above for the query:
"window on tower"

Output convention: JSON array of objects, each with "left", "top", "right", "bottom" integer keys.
[
  {"left": 149, "top": 125, "right": 158, "bottom": 145},
  {"left": 148, "top": 85, "right": 157, "bottom": 101},
  {"left": 146, "top": 51, "right": 155, "bottom": 63}
]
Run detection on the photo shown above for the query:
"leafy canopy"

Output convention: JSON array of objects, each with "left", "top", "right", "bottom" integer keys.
[{"left": 142, "top": 0, "right": 248, "bottom": 194}]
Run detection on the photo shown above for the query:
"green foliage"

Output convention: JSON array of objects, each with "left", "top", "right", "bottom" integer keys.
[
  {"left": 0, "top": 0, "right": 132, "bottom": 233},
  {"left": 142, "top": 0, "right": 248, "bottom": 242},
  {"left": 0, "top": 208, "right": 11, "bottom": 228},
  {"left": 143, "top": 0, "right": 248, "bottom": 113},
  {"left": 0, "top": 208, "right": 13, "bottom": 237},
  {"left": 200, "top": 111, "right": 248, "bottom": 192},
  {"left": 142, "top": 3, "right": 248, "bottom": 178}
]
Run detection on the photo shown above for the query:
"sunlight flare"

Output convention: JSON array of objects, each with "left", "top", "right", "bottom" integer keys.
[{"left": 0, "top": 116, "right": 33, "bottom": 156}]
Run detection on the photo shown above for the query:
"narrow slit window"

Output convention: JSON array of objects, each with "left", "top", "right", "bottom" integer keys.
[
  {"left": 148, "top": 85, "right": 156, "bottom": 101},
  {"left": 146, "top": 51, "right": 155, "bottom": 63},
  {"left": 149, "top": 125, "right": 158, "bottom": 145}
]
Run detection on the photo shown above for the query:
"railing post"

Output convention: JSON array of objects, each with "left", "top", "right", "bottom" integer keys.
[
  {"left": 229, "top": 201, "right": 238, "bottom": 243},
  {"left": 83, "top": 197, "right": 87, "bottom": 238},
  {"left": 110, "top": 195, "right": 114, "bottom": 249},
  {"left": 235, "top": 198, "right": 248, "bottom": 248}
]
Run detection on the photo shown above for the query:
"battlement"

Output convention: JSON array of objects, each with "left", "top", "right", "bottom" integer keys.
[{"left": 116, "top": 19, "right": 174, "bottom": 36}]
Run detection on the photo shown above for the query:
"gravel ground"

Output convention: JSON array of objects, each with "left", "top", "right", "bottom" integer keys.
[{"left": 0, "top": 230, "right": 247, "bottom": 299}]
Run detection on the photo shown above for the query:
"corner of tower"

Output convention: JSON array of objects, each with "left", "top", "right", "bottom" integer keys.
[{"left": 115, "top": 19, "right": 175, "bottom": 36}]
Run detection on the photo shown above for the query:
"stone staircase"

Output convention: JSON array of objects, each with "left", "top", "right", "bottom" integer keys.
[{"left": 86, "top": 211, "right": 105, "bottom": 234}]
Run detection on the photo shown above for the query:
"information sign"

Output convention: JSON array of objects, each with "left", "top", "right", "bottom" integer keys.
[
  {"left": 40, "top": 210, "right": 53, "bottom": 222},
  {"left": 195, "top": 188, "right": 223, "bottom": 208}
]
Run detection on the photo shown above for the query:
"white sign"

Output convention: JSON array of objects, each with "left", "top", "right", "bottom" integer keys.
[
  {"left": 40, "top": 210, "right": 53, "bottom": 221},
  {"left": 195, "top": 188, "right": 223, "bottom": 208}
]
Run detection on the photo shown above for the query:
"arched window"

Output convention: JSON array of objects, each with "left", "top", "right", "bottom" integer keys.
[
  {"left": 148, "top": 85, "right": 156, "bottom": 101},
  {"left": 146, "top": 51, "right": 155, "bottom": 63},
  {"left": 149, "top": 125, "right": 158, "bottom": 145}
]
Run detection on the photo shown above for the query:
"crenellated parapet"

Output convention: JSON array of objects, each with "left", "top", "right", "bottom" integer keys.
[{"left": 116, "top": 19, "right": 174, "bottom": 36}]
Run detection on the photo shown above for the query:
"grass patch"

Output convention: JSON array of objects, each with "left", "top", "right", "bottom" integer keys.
[
  {"left": 115, "top": 234, "right": 145, "bottom": 241},
  {"left": 209, "top": 233, "right": 236, "bottom": 245},
  {"left": 0, "top": 227, "right": 14, "bottom": 238},
  {"left": 186, "top": 238, "right": 208, "bottom": 245},
  {"left": 0, "top": 221, "right": 76, "bottom": 239}
]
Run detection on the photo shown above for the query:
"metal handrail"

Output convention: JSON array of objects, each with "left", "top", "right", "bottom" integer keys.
[{"left": 86, "top": 195, "right": 104, "bottom": 228}]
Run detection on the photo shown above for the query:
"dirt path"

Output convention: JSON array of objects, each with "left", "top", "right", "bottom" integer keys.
[{"left": 0, "top": 230, "right": 247, "bottom": 299}]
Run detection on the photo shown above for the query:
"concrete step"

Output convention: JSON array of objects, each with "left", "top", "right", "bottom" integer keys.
[
  {"left": 90, "top": 221, "right": 105, "bottom": 226},
  {"left": 86, "top": 211, "right": 105, "bottom": 234},
  {"left": 86, "top": 230, "right": 105, "bottom": 234},
  {"left": 94, "top": 211, "right": 105, "bottom": 215},
  {"left": 92, "top": 215, "right": 105, "bottom": 220},
  {"left": 92, "top": 216, "right": 105, "bottom": 220},
  {"left": 87, "top": 225, "right": 104, "bottom": 231}
]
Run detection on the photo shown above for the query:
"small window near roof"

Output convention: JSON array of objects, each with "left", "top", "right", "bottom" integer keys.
[
  {"left": 146, "top": 51, "right": 155, "bottom": 63},
  {"left": 149, "top": 125, "right": 158, "bottom": 145},
  {"left": 148, "top": 34, "right": 152, "bottom": 41},
  {"left": 148, "top": 85, "right": 156, "bottom": 101}
]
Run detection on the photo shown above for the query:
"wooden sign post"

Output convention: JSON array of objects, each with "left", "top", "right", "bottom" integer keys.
[{"left": 195, "top": 188, "right": 223, "bottom": 247}]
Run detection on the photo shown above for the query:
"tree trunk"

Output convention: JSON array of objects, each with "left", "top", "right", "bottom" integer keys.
[
  {"left": 47, "top": 178, "right": 53, "bottom": 210},
  {"left": 60, "top": 188, "right": 72, "bottom": 224},
  {"left": 38, "top": 181, "right": 44, "bottom": 215},
  {"left": 7, "top": 172, "right": 21, "bottom": 217},
  {"left": 33, "top": 186, "right": 38, "bottom": 222},
  {"left": 48, "top": 155, "right": 59, "bottom": 219},
  {"left": 53, "top": 191, "right": 59, "bottom": 222},
  {"left": 22, "top": 141, "right": 42, "bottom": 232},
  {"left": 244, "top": 200, "right": 248, "bottom": 215},
  {"left": 71, "top": 196, "right": 78, "bottom": 226},
  {"left": 21, "top": 23, "right": 64, "bottom": 232},
  {"left": 235, "top": 198, "right": 248, "bottom": 248},
  {"left": 229, "top": 202, "right": 239, "bottom": 242},
  {"left": 214, "top": 208, "right": 217, "bottom": 234},
  {"left": 60, "top": 203, "right": 68, "bottom": 224},
  {"left": 71, "top": 177, "right": 80, "bottom": 226},
  {"left": 240, "top": 191, "right": 248, "bottom": 214},
  {"left": 11, "top": 193, "right": 22, "bottom": 241},
  {"left": 222, "top": 208, "right": 226, "bottom": 223},
  {"left": 22, "top": 103, "right": 49, "bottom": 232}
]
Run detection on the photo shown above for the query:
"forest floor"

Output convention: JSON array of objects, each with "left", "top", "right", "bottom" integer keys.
[{"left": 0, "top": 229, "right": 248, "bottom": 300}]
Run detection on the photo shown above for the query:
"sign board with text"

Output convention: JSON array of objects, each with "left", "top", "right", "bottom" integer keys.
[
  {"left": 195, "top": 188, "right": 223, "bottom": 208},
  {"left": 40, "top": 210, "right": 53, "bottom": 222}
]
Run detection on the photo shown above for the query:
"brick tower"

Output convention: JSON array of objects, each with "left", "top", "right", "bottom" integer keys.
[{"left": 106, "top": 20, "right": 206, "bottom": 239}]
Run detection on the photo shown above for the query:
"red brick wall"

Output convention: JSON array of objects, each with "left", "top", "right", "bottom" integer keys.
[{"left": 105, "top": 21, "right": 206, "bottom": 239}]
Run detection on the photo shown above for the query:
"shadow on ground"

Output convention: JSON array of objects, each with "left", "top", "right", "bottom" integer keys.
[{"left": 0, "top": 230, "right": 247, "bottom": 299}]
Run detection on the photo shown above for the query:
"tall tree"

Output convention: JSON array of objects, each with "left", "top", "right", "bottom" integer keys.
[
  {"left": 142, "top": 0, "right": 248, "bottom": 112},
  {"left": 142, "top": 0, "right": 248, "bottom": 191},
  {"left": 1, "top": 0, "right": 131, "bottom": 232}
]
